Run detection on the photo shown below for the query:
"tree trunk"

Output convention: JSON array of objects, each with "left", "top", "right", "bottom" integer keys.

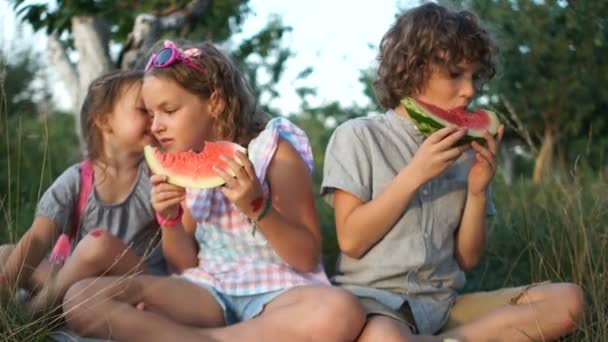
[
  {"left": 532, "top": 127, "right": 554, "bottom": 184},
  {"left": 72, "top": 17, "right": 114, "bottom": 152}
]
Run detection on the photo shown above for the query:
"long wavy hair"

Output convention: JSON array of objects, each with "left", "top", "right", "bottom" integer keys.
[
  {"left": 374, "top": 2, "right": 498, "bottom": 109},
  {"left": 144, "top": 41, "right": 269, "bottom": 146}
]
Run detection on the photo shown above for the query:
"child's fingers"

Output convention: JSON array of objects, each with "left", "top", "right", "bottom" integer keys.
[
  {"left": 155, "top": 197, "right": 184, "bottom": 212},
  {"left": 153, "top": 183, "right": 186, "bottom": 194},
  {"left": 427, "top": 126, "right": 460, "bottom": 143},
  {"left": 483, "top": 131, "right": 498, "bottom": 156},
  {"left": 475, "top": 152, "right": 494, "bottom": 169},
  {"left": 235, "top": 151, "right": 255, "bottom": 180},
  {"left": 440, "top": 144, "right": 469, "bottom": 162},
  {"left": 220, "top": 155, "right": 248, "bottom": 181},
  {"left": 435, "top": 128, "right": 468, "bottom": 151},
  {"left": 496, "top": 125, "right": 505, "bottom": 145},
  {"left": 154, "top": 190, "right": 185, "bottom": 203},
  {"left": 150, "top": 174, "right": 168, "bottom": 185},
  {"left": 213, "top": 165, "right": 238, "bottom": 189},
  {"left": 471, "top": 141, "right": 494, "bottom": 161}
]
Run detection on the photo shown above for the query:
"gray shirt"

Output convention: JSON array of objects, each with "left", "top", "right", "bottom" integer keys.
[
  {"left": 36, "top": 160, "right": 166, "bottom": 275},
  {"left": 321, "top": 110, "right": 496, "bottom": 334}
]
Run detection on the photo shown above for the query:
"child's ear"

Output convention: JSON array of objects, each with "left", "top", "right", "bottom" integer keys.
[
  {"left": 94, "top": 114, "right": 112, "bottom": 133},
  {"left": 207, "top": 91, "right": 226, "bottom": 119}
]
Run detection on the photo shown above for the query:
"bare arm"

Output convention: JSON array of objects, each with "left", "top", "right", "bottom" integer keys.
[
  {"left": 150, "top": 174, "right": 198, "bottom": 272},
  {"left": 334, "top": 126, "right": 470, "bottom": 259},
  {"left": 454, "top": 193, "right": 487, "bottom": 270},
  {"left": 252, "top": 139, "right": 322, "bottom": 272},
  {"left": 334, "top": 168, "right": 421, "bottom": 258},
  {"left": 1, "top": 216, "right": 58, "bottom": 290},
  {"left": 454, "top": 126, "right": 504, "bottom": 271},
  {"left": 160, "top": 206, "right": 199, "bottom": 272}
]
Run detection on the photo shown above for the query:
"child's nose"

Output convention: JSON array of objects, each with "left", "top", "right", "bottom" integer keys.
[
  {"left": 461, "top": 78, "right": 475, "bottom": 99},
  {"left": 150, "top": 116, "right": 163, "bottom": 133}
]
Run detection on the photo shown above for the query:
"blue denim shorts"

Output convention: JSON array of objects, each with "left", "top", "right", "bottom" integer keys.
[{"left": 186, "top": 280, "right": 287, "bottom": 325}]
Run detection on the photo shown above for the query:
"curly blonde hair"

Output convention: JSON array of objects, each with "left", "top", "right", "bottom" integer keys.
[
  {"left": 374, "top": 2, "right": 498, "bottom": 109},
  {"left": 144, "top": 41, "right": 268, "bottom": 146}
]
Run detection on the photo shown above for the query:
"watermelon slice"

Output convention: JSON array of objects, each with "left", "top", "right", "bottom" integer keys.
[
  {"left": 144, "top": 141, "right": 247, "bottom": 189},
  {"left": 401, "top": 97, "right": 500, "bottom": 142}
]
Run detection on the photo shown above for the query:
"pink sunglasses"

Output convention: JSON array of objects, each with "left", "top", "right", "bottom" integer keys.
[{"left": 145, "top": 45, "right": 205, "bottom": 73}]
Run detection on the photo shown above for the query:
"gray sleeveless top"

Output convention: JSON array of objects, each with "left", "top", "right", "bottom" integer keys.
[{"left": 36, "top": 159, "right": 166, "bottom": 275}]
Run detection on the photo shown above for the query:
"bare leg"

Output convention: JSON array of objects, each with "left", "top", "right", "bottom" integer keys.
[
  {"left": 63, "top": 275, "right": 224, "bottom": 342},
  {"left": 0, "top": 244, "right": 13, "bottom": 294},
  {"left": 439, "top": 283, "right": 585, "bottom": 341},
  {"left": 29, "top": 231, "right": 146, "bottom": 314},
  {"left": 0, "top": 244, "right": 13, "bottom": 268},
  {"left": 357, "top": 315, "right": 438, "bottom": 342},
  {"left": 1, "top": 244, "right": 57, "bottom": 293},
  {"left": 204, "top": 285, "right": 366, "bottom": 342}
]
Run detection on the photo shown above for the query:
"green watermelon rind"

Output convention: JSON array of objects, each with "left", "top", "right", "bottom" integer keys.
[
  {"left": 144, "top": 144, "right": 247, "bottom": 189},
  {"left": 400, "top": 97, "right": 500, "bottom": 141}
]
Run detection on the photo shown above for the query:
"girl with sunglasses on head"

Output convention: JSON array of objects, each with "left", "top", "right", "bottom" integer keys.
[
  {"left": 0, "top": 70, "right": 167, "bottom": 315},
  {"left": 63, "top": 40, "right": 365, "bottom": 342}
]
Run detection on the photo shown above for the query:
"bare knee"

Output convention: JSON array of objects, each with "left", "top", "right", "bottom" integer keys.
[
  {"left": 73, "top": 230, "right": 120, "bottom": 264},
  {"left": 558, "top": 283, "right": 585, "bottom": 332},
  {"left": 522, "top": 283, "right": 586, "bottom": 334},
  {"left": 307, "top": 288, "right": 366, "bottom": 341},
  {"left": 63, "top": 278, "right": 103, "bottom": 336},
  {"left": 0, "top": 244, "right": 15, "bottom": 266},
  {"left": 358, "top": 316, "right": 416, "bottom": 342}
]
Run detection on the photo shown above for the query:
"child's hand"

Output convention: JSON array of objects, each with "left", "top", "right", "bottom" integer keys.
[
  {"left": 214, "top": 151, "right": 265, "bottom": 219},
  {"left": 150, "top": 174, "right": 186, "bottom": 220},
  {"left": 467, "top": 125, "right": 504, "bottom": 196},
  {"left": 407, "top": 126, "right": 470, "bottom": 186}
]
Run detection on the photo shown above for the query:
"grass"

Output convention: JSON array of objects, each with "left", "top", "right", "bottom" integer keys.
[
  {"left": 317, "top": 171, "right": 607, "bottom": 341},
  {"left": 1, "top": 106, "right": 606, "bottom": 340}
]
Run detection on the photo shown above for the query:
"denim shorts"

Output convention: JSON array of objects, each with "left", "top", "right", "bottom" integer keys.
[{"left": 194, "top": 282, "right": 287, "bottom": 325}]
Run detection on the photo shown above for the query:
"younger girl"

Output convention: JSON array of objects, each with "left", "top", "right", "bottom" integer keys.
[
  {"left": 62, "top": 41, "right": 365, "bottom": 342},
  {"left": 0, "top": 70, "right": 166, "bottom": 314}
]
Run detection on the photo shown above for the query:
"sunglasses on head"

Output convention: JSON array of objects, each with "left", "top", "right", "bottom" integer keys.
[{"left": 145, "top": 45, "right": 205, "bottom": 73}]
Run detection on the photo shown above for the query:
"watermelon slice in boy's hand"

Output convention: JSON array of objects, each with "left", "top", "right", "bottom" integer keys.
[
  {"left": 144, "top": 141, "right": 247, "bottom": 189},
  {"left": 400, "top": 97, "right": 500, "bottom": 143}
]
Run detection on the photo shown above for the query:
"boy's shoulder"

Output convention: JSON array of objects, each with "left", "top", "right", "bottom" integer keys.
[{"left": 334, "top": 112, "right": 393, "bottom": 137}]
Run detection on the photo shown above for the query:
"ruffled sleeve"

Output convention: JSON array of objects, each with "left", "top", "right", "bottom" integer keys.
[{"left": 248, "top": 117, "right": 314, "bottom": 180}]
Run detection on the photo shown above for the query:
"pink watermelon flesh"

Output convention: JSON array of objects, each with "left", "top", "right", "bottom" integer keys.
[
  {"left": 400, "top": 97, "right": 500, "bottom": 140},
  {"left": 144, "top": 141, "right": 247, "bottom": 189},
  {"left": 415, "top": 99, "right": 491, "bottom": 130}
]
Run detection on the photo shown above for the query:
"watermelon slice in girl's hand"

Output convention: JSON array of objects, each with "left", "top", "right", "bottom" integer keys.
[
  {"left": 144, "top": 141, "right": 247, "bottom": 189},
  {"left": 401, "top": 97, "right": 500, "bottom": 143}
]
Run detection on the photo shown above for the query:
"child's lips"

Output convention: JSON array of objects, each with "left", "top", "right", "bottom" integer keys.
[{"left": 159, "top": 138, "right": 173, "bottom": 147}]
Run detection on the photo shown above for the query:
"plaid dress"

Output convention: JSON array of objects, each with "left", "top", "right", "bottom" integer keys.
[{"left": 182, "top": 117, "right": 329, "bottom": 296}]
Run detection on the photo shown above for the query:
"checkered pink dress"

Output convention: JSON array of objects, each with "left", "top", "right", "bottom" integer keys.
[{"left": 182, "top": 117, "right": 329, "bottom": 295}]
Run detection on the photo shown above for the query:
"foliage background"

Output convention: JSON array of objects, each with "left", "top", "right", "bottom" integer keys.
[{"left": 1, "top": 0, "right": 607, "bottom": 340}]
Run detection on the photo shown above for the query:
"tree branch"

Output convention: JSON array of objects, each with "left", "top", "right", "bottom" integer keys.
[
  {"left": 118, "top": 0, "right": 212, "bottom": 70},
  {"left": 500, "top": 95, "right": 539, "bottom": 155}
]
